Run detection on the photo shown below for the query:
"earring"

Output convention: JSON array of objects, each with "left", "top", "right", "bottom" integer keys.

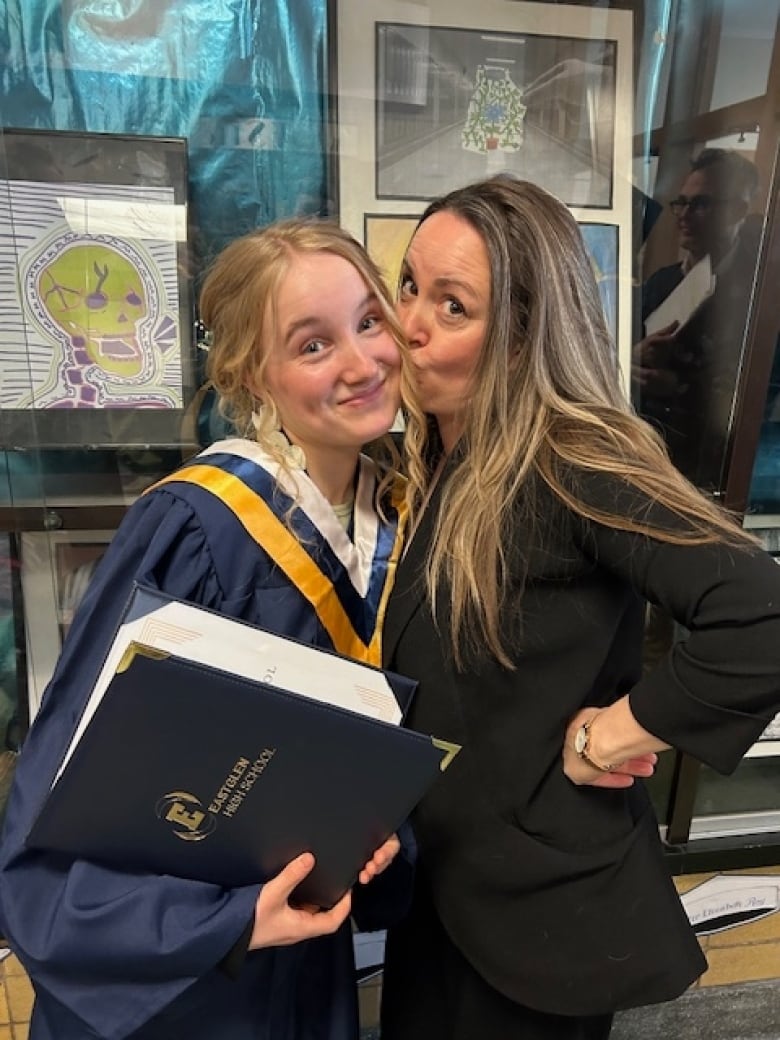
[{"left": 252, "top": 405, "right": 306, "bottom": 470}]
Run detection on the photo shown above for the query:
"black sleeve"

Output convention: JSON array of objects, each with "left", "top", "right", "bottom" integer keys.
[
  {"left": 571, "top": 472, "right": 780, "bottom": 773},
  {"left": 218, "top": 917, "right": 254, "bottom": 980}
]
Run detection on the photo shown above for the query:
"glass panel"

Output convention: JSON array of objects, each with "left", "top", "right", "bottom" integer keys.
[
  {"left": 0, "top": 0, "right": 777, "bottom": 948},
  {"left": 691, "top": 755, "right": 780, "bottom": 840},
  {"left": 707, "top": 0, "right": 777, "bottom": 112},
  {"left": 631, "top": 143, "right": 766, "bottom": 495},
  {"left": 747, "top": 336, "right": 780, "bottom": 515},
  {"left": 0, "top": 533, "right": 25, "bottom": 825},
  {"left": 630, "top": 0, "right": 778, "bottom": 496}
]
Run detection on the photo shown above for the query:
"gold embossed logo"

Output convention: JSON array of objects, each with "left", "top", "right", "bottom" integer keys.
[{"left": 155, "top": 790, "right": 217, "bottom": 842}]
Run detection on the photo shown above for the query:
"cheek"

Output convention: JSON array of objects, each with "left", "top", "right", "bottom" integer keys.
[
  {"left": 377, "top": 335, "right": 402, "bottom": 372},
  {"left": 443, "top": 339, "right": 483, "bottom": 382}
]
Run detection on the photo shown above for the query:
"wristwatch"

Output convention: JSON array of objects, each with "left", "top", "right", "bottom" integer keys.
[{"left": 573, "top": 718, "right": 615, "bottom": 772}]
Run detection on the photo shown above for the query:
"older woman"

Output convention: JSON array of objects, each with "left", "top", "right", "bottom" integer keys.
[{"left": 381, "top": 175, "right": 780, "bottom": 1040}]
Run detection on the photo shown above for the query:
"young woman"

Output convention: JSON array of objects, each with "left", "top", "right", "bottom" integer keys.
[
  {"left": 0, "top": 219, "right": 414, "bottom": 1040},
  {"left": 380, "top": 175, "right": 780, "bottom": 1040}
]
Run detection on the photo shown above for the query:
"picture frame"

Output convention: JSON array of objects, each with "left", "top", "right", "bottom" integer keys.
[
  {"left": 579, "top": 222, "right": 619, "bottom": 343},
  {"left": 364, "top": 213, "right": 419, "bottom": 293},
  {"left": 19, "top": 529, "right": 115, "bottom": 721},
  {"left": 0, "top": 532, "right": 28, "bottom": 751},
  {"left": 0, "top": 128, "right": 196, "bottom": 450},
  {"left": 336, "top": 0, "right": 634, "bottom": 384}
]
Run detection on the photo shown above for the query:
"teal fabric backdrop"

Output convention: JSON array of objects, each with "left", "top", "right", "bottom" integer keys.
[{"left": 0, "top": 0, "right": 331, "bottom": 272}]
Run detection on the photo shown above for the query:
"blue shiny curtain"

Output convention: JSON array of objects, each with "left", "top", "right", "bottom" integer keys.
[{"left": 0, "top": 0, "right": 331, "bottom": 270}]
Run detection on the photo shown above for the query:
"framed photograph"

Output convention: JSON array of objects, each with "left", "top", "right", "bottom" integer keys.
[
  {"left": 20, "top": 529, "right": 115, "bottom": 721},
  {"left": 337, "top": 0, "right": 634, "bottom": 383},
  {"left": 0, "top": 128, "right": 196, "bottom": 450}
]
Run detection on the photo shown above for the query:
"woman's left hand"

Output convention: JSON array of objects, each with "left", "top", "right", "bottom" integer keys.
[
  {"left": 357, "top": 833, "right": 401, "bottom": 884},
  {"left": 563, "top": 706, "right": 660, "bottom": 788}
]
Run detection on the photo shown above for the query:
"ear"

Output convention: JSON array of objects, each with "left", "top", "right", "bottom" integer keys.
[{"left": 729, "top": 197, "right": 750, "bottom": 224}]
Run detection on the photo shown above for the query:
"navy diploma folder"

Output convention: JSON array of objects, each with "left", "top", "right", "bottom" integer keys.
[{"left": 27, "top": 590, "right": 458, "bottom": 907}]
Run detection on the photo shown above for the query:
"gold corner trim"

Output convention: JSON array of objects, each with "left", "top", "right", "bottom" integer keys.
[
  {"left": 116, "top": 641, "right": 170, "bottom": 674},
  {"left": 431, "top": 737, "right": 462, "bottom": 772}
]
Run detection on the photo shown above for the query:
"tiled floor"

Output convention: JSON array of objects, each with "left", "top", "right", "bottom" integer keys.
[
  {"left": 1, "top": 866, "right": 778, "bottom": 1039},
  {"left": 674, "top": 866, "right": 780, "bottom": 990},
  {"left": 0, "top": 951, "right": 31, "bottom": 1040}
]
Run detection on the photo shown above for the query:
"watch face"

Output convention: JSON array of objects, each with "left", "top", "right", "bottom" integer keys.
[{"left": 574, "top": 725, "right": 588, "bottom": 755}]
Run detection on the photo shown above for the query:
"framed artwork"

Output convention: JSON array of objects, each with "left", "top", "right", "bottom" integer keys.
[
  {"left": 579, "top": 222, "right": 619, "bottom": 342},
  {"left": 20, "top": 529, "right": 115, "bottom": 721},
  {"left": 336, "top": 0, "right": 634, "bottom": 383},
  {"left": 364, "top": 213, "right": 418, "bottom": 293},
  {"left": 0, "top": 128, "right": 196, "bottom": 450}
]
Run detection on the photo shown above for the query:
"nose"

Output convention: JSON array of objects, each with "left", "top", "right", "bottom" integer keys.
[
  {"left": 341, "top": 335, "right": 381, "bottom": 383},
  {"left": 397, "top": 298, "right": 428, "bottom": 348}
]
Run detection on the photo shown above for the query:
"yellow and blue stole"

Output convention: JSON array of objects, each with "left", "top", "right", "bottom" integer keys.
[{"left": 150, "top": 439, "right": 407, "bottom": 665}]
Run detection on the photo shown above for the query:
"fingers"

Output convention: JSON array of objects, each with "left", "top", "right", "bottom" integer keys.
[
  {"left": 276, "top": 851, "right": 316, "bottom": 895},
  {"left": 620, "top": 753, "right": 658, "bottom": 777},
  {"left": 577, "top": 752, "right": 659, "bottom": 788},
  {"left": 659, "top": 320, "right": 680, "bottom": 336},
  {"left": 250, "top": 853, "right": 352, "bottom": 950},
  {"left": 358, "top": 834, "right": 401, "bottom": 884},
  {"left": 588, "top": 771, "right": 638, "bottom": 789},
  {"left": 314, "top": 890, "right": 352, "bottom": 932}
]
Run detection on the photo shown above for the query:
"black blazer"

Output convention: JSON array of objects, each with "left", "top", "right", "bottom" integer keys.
[{"left": 382, "top": 468, "right": 780, "bottom": 1015}]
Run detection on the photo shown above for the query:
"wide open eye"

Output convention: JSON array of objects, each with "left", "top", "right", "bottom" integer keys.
[
  {"left": 358, "top": 314, "right": 380, "bottom": 333},
  {"left": 398, "top": 273, "right": 417, "bottom": 299},
  {"left": 301, "top": 339, "right": 327, "bottom": 355}
]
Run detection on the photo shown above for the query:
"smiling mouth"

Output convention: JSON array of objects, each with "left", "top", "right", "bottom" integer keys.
[{"left": 341, "top": 381, "right": 386, "bottom": 407}]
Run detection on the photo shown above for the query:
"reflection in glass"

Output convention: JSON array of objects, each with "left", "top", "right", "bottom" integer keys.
[{"left": 632, "top": 148, "right": 761, "bottom": 491}]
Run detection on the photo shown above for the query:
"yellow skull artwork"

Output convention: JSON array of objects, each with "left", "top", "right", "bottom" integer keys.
[{"left": 36, "top": 243, "right": 148, "bottom": 378}]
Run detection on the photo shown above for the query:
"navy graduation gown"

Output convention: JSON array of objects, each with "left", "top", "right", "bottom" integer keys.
[{"left": 0, "top": 440, "right": 410, "bottom": 1040}]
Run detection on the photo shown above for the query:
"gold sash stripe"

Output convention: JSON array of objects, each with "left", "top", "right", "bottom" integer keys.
[{"left": 151, "top": 464, "right": 405, "bottom": 665}]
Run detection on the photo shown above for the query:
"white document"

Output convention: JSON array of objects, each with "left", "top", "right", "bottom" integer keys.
[
  {"left": 55, "top": 590, "right": 402, "bottom": 783},
  {"left": 644, "top": 254, "right": 715, "bottom": 336},
  {"left": 681, "top": 873, "right": 780, "bottom": 935}
]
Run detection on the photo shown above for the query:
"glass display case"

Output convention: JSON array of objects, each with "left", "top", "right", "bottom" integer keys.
[
  {"left": 1, "top": 0, "right": 779, "bottom": 873},
  {"left": 2, "top": 4, "right": 780, "bottom": 1036}
]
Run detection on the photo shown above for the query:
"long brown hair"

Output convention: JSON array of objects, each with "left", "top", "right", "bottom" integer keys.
[{"left": 402, "top": 176, "right": 754, "bottom": 668}]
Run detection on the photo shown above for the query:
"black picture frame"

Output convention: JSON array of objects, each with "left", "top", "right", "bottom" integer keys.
[
  {"left": 0, "top": 532, "right": 28, "bottom": 751},
  {"left": 19, "top": 528, "right": 116, "bottom": 722},
  {"left": 0, "top": 127, "right": 196, "bottom": 450}
]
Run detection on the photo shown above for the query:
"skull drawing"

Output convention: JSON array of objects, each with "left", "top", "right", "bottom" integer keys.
[{"left": 36, "top": 243, "right": 148, "bottom": 378}]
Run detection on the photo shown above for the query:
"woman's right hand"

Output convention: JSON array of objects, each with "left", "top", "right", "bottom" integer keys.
[{"left": 248, "top": 852, "right": 352, "bottom": 950}]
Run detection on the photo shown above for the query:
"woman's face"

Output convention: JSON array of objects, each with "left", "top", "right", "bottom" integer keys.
[
  {"left": 398, "top": 210, "right": 490, "bottom": 447},
  {"left": 256, "top": 252, "right": 401, "bottom": 460}
]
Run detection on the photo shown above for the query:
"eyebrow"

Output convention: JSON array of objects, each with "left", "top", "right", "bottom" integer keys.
[
  {"left": 432, "top": 275, "right": 480, "bottom": 300},
  {"left": 282, "top": 291, "right": 377, "bottom": 347},
  {"left": 402, "top": 259, "right": 481, "bottom": 302}
]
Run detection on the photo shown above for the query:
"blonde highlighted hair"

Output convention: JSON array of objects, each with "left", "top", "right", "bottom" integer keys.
[
  {"left": 402, "top": 176, "right": 754, "bottom": 668},
  {"left": 199, "top": 217, "right": 418, "bottom": 489}
]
